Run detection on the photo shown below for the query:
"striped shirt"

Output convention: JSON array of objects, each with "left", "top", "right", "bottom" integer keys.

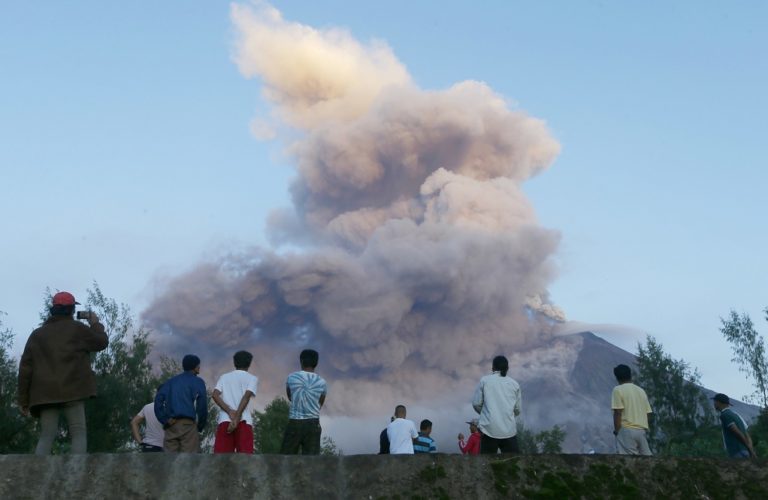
[
  {"left": 286, "top": 370, "right": 327, "bottom": 419},
  {"left": 413, "top": 433, "right": 437, "bottom": 453}
]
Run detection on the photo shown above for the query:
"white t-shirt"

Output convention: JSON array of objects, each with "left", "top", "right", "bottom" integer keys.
[
  {"left": 387, "top": 418, "right": 418, "bottom": 454},
  {"left": 472, "top": 372, "right": 522, "bottom": 439},
  {"left": 214, "top": 369, "right": 259, "bottom": 426},
  {"left": 137, "top": 402, "right": 164, "bottom": 447}
]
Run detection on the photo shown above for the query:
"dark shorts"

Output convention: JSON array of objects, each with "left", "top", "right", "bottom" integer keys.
[
  {"left": 480, "top": 433, "right": 519, "bottom": 454},
  {"left": 280, "top": 418, "right": 321, "bottom": 455}
]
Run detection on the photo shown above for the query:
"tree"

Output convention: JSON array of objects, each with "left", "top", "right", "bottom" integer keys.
[
  {"left": 320, "top": 435, "right": 342, "bottom": 456},
  {"left": 635, "top": 335, "right": 717, "bottom": 456},
  {"left": 720, "top": 307, "right": 768, "bottom": 456},
  {"left": 253, "top": 396, "right": 290, "bottom": 453},
  {"left": 516, "top": 424, "right": 566, "bottom": 454},
  {"left": 0, "top": 312, "right": 37, "bottom": 453},
  {"left": 720, "top": 309, "right": 768, "bottom": 409}
]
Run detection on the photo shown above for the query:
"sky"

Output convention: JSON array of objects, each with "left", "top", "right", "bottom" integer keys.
[{"left": 2, "top": 0, "right": 767, "bottom": 429}]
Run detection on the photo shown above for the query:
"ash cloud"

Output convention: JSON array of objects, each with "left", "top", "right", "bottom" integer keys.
[{"left": 144, "top": 2, "right": 564, "bottom": 421}]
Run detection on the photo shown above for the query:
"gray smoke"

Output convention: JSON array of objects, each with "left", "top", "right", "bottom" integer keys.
[{"left": 144, "top": 2, "right": 564, "bottom": 424}]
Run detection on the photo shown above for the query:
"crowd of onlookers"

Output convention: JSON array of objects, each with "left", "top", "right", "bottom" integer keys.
[{"left": 18, "top": 292, "right": 758, "bottom": 459}]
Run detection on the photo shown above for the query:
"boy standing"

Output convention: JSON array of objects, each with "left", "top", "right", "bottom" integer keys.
[
  {"left": 413, "top": 419, "right": 437, "bottom": 453},
  {"left": 280, "top": 349, "right": 327, "bottom": 454},
  {"left": 212, "top": 350, "right": 259, "bottom": 454}
]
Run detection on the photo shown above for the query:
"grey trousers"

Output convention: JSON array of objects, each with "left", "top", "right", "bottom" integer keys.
[
  {"left": 615, "top": 427, "right": 652, "bottom": 456},
  {"left": 36, "top": 400, "right": 87, "bottom": 455}
]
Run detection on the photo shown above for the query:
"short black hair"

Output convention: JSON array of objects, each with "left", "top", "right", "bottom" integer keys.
[
  {"left": 614, "top": 364, "right": 632, "bottom": 383},
  {"left": 492, "top": 355, "right": 509, "bottom": 377},
  {"left": 300, "top": 349, "right": 319, "bottom": 369},
  {"left": 49, "top": 304, "right": 75, "bottom": 317},
  {"left": 420, "top": 419, "right": 432, "bottom": 431},
  {"left": 182, "top": 354, "right": 201, "bottom": 371},
  {"left": 394, "top": 405, "right": 407, "bottom": 417},
  {"left": 233, "top": 350, "right": 253, "bottom": 369}
]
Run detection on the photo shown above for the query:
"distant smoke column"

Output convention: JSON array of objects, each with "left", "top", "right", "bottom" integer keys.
[{"left": 143, "top": 2, "right": 564, "bottom": 416}]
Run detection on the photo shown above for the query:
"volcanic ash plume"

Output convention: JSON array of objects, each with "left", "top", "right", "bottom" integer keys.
[{"left": 143, "top": 2, "right": 564, "bottom": 417}]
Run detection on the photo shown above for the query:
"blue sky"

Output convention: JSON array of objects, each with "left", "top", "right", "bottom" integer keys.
[{"left": 2, "top": 0, "right": 767, "bottom": 401}]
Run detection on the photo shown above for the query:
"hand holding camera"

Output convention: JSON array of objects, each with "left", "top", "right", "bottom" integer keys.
[{"left": 76, "top": 310, "right": 100, "bottom": 325}]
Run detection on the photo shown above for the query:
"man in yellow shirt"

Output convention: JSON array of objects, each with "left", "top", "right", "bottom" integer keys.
[{"left": 611, "top": 364, "right": 653, "bottom": 455}]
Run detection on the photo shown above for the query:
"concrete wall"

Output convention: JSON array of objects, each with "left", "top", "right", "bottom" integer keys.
[{"left": 0, "top": 453, "right": 766, "bottom": 499}]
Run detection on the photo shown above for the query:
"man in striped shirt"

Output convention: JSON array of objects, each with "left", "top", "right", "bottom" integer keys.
[
  {"left": 413, "top": 419, "right": 437, "bottom": 453},
  {"left": 280, "top": 349, "right": 328, "bottom": 455}
]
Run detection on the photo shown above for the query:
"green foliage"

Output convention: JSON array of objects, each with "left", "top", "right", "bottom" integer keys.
[
  {"left": 0, "top": 313, "right": 37, "bottom": 453},
  {"left": 720, "top": 309, "right": 768, "bottom": 408},
  {"left": 517, "top": 424, "right": 566, "bottom": 454},
  {"left": 81, "top": 283, "right": 160, "bottom": 452},
  {"left": 253, "top": 396, "right": 290, "bottom": 453},
  {"left": 320, "top": 435, "right": 342, "bottom": 456},
  {"left": 636, "top": 335, "right": 715, "bottom": 456}
]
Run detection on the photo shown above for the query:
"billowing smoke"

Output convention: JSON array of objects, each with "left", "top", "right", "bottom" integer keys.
[{"left": 144, "top": 2, "right": 564, "bottom": 441}]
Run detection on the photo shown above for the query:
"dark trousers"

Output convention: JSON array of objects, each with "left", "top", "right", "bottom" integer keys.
[
  {"left": 140, "top": 443, "right": 164, "bottom": 452},
  {"left": 480, "top": 433, "right": 520, "bottom": 454},
  {"left": 280, "top": 418, "right": 321, "bottom": 455}
]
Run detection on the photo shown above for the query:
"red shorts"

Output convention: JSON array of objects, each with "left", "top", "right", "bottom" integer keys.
[{"left": 213, "top": 420, "right": 254, "bottom": 454}]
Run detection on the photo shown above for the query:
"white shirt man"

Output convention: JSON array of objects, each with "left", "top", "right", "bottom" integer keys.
[
  {"left": 387, "top": 405, "right": 418, "bottom": 454},
  {"left": 131, "top": 402, "right": 165, "bottom": 452},
  {"left": 212, "top": 351, "right": 259, "bottom": 454}
]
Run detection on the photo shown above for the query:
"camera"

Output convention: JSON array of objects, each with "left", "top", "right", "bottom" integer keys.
[{"left": 76, "top": 311, "right": 92, "bottom": 320}]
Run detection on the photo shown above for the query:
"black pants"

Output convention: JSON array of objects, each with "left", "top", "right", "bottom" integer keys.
[
  {"left": 140, "top": 443, "right": 164, "bottom": 452},
  {"left": 280, "top": 418, "right": 321, "bottom": 455},
  {"left": 480, "top": 433, "right": 519, "bottom": 454}
]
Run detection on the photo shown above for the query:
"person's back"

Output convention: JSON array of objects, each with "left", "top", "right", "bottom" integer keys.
[
  {"left": 414, "top": 419, "right": 437, "bottom": 453},
  {"left": 386, "top": 405, "right": 418, "bottom": 455},
  {"left": 213, "top": 351, "right": 259, "bottom": 454},
  {"left": 387, "top": 419, "right": 417, "bottom": 454},
  {"left": 17, "top": 292, "right": 108, "bottom": 456},
  {"left": 611, "top": 383, "right": 651, "bottom": 430},
  {"left": 713, "top": 394, "right": 756, "bottom": 458},
  {"left": 20, "top": 315, "right": 107, "bottom": 410},
  {"left": 281, "top": 349, "right": 327, "bottom": 455},
  {"left": 132, "top": 402, "right": 165, "bottom": 451},
  {"left": 413, "top": 433, "right": 437, "bottom": 453},
  {"left": 474, "top": 373, "right": 521, "bottom": 438},
  {"left": 286, "top": 370, "right": 326, "bottom": 419},
  {"left": 154, "top": 355, "right": 207, "bottom": 453},
  {"left": 611, "top": 364, "right": 652, "bottom": 456}
]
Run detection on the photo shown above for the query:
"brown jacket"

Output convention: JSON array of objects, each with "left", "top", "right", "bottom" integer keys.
[{"left": 18, "top": 315, "right": 108, "bottom": 414}]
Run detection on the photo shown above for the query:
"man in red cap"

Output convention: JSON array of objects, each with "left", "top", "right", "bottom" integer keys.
[{"left": 18, "top": 291, "right": 108, "bottom": 454}]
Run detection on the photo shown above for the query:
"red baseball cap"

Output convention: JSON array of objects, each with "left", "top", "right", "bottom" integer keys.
[{"left": 52, "top": 291, "right": 80, "bottom": 306}]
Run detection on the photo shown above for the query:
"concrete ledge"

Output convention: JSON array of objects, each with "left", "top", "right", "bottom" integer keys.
[{"left": 0, "top": 453, "right": 766, "bottom": 499}]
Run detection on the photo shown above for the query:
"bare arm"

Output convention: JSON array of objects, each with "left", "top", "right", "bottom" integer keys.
[
  {"left": 212, "top": 389, "right": 238, "bottom": 421},
  {"left": 285, "top": 385, "right": 292, "bottom": 402},
  {"left": 319, "top": 393, "right": 326, "bottom": 408},
  {"left": 613, "top": 409, "right": 622, "bottom": 435},
  {"left": 130, "top": 414, "right": 145, "bottom": 445},
  {"left": 471, "top": 383, "right": 483, "bottom": 414}
]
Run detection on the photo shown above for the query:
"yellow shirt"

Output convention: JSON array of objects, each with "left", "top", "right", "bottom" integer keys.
[{"left": 611, "top": 382, "right": 652, "bottom": 430}]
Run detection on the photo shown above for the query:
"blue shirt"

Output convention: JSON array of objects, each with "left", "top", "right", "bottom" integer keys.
[
  {"left": 413, "top": 432, "right": 437, "bottom": 453},
  {"left": 154, "top": 371, "right": 208, "bottom": 431},
  {"left": 286, "top": 370, "right": 327, "bottom": 419}
]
